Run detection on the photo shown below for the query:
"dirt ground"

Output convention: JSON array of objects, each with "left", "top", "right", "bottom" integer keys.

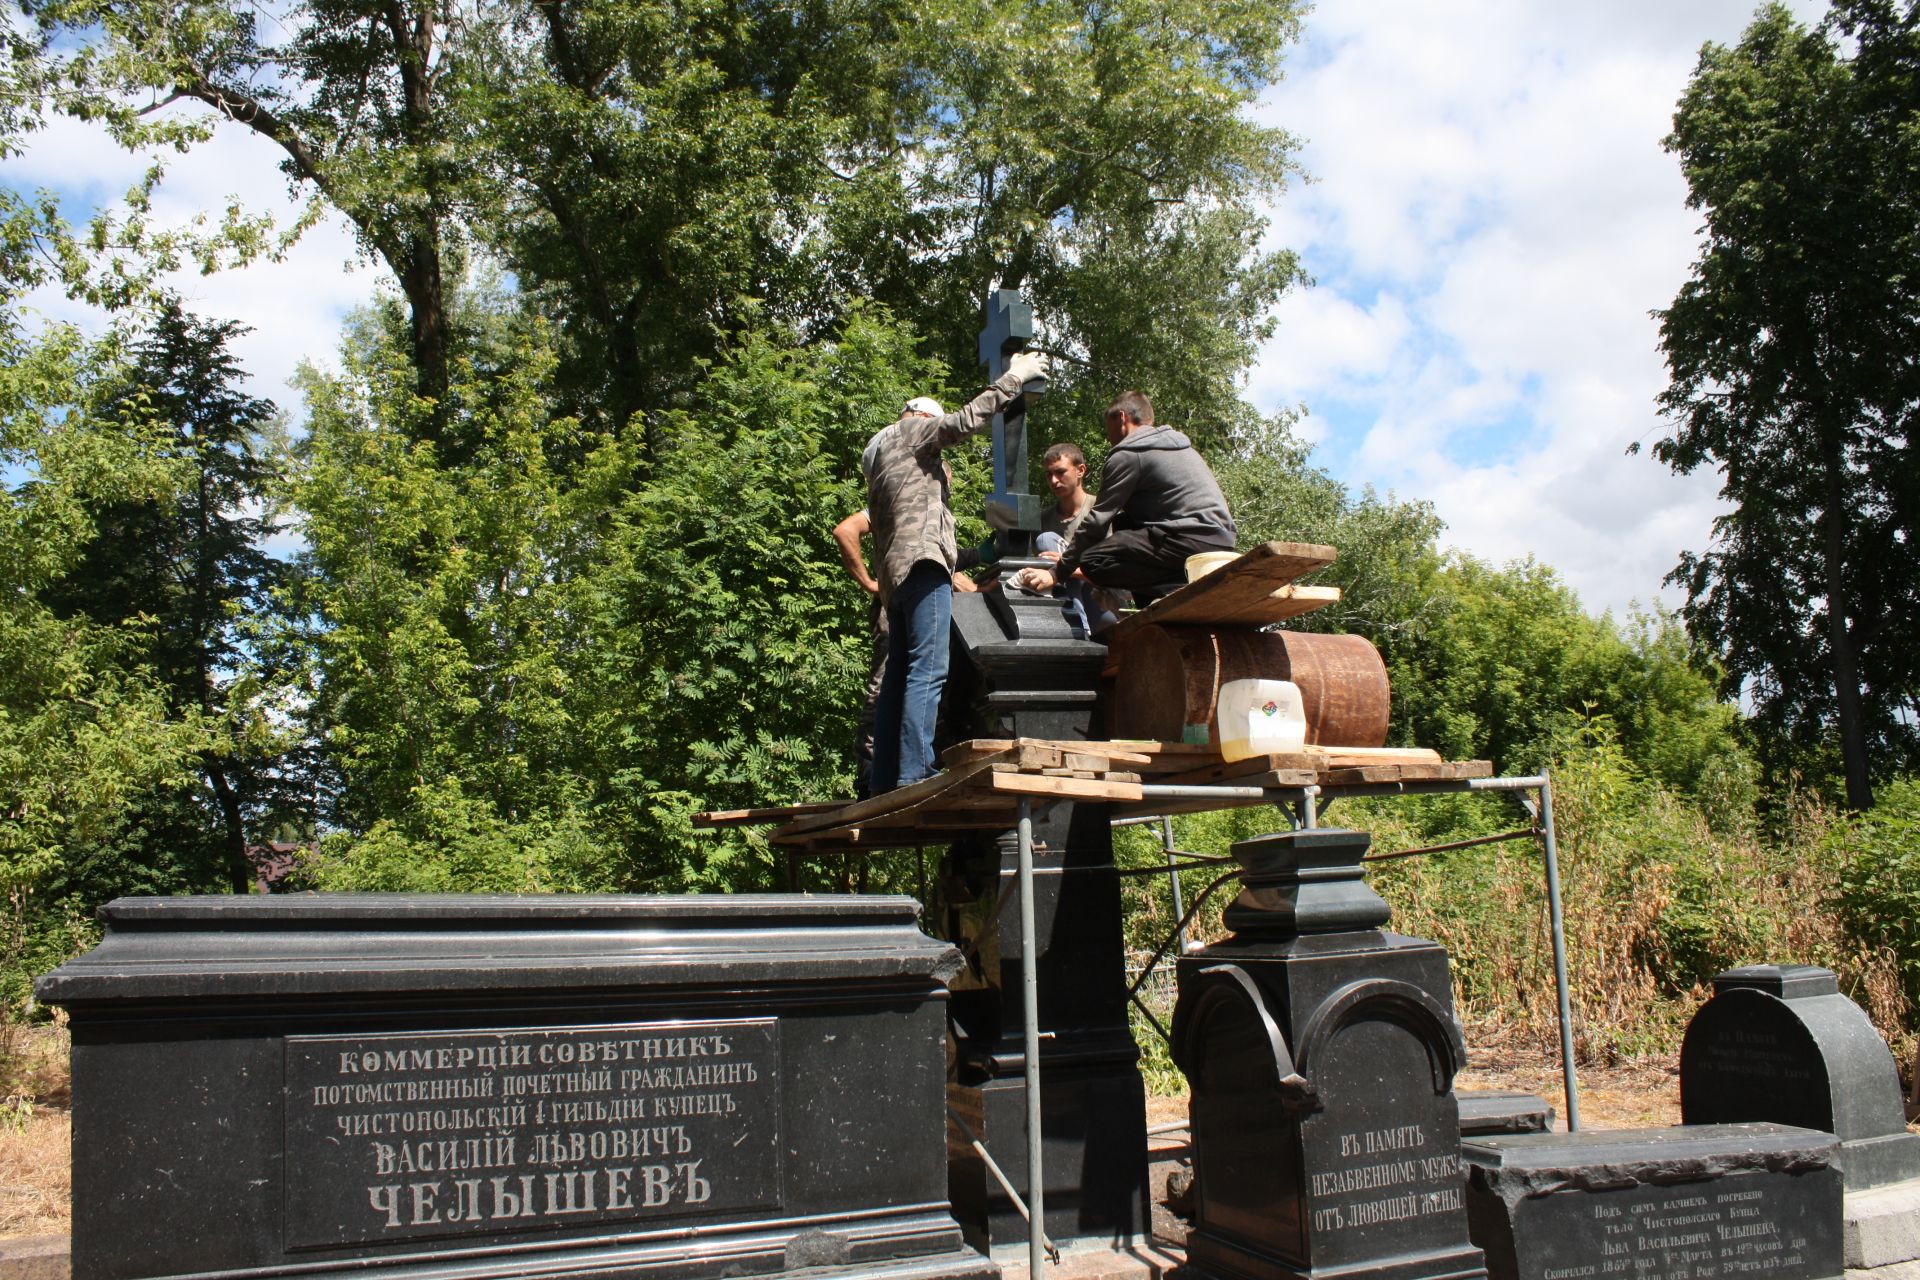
[{"left": 1144, "top": 1047, "right": 1683, "bottom": 1134}]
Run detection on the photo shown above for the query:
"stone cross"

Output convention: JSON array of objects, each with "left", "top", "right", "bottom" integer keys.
[{"left": 978, "top": 288, "right": 1044, "bottom": 538}]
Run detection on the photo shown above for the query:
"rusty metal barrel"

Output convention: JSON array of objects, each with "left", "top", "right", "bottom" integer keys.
[{"left": 1107, "top": 625, "right": 1390, "bottom": 748}]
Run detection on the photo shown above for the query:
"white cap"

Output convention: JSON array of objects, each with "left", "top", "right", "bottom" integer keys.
[{"left": 904, "top": 396, "right": 943, "bottom": 417}]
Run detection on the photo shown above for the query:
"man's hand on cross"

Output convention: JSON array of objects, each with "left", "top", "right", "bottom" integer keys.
[{"left": 1005, "top": 351, "right": 1048, "bottom": 385}]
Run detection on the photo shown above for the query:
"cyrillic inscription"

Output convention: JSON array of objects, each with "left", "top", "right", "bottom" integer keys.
[
  {"left": 1307, "top": 1122, "right": 1464, "bottom": 1235},
  {"left": 1577, "top": 1185, "right": 1813, "bottom": 1280},
  {"left": 284, "top": 1021, "right": 780, "bottom": 1249}
]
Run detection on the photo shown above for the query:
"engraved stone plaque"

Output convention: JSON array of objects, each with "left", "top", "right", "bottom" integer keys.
[
  {"left": 1464, "top": 1125, "right": 1842, "bottom": 1280},
  {"left": 284, "top": 1019, "right": 781, "bottom": 1249}
]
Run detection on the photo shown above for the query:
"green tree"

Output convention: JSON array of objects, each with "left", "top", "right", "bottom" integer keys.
[
  {"left": 25, "top": 0, "right": 472, "bottom": 409},
  {"left": 0, "top": 313, "right": 216, "bottom": 995},
  {"left": 1214, "top": 416, "right": 1748, "bottom": 798},
  {"left": 1655, "top": 2, "right": 1920, "bottom": 808},
  {"left": 30, "top": 0, "right": 1308, "bottom": 461},
  {"left": 42, "top": 302, "right": 290, "bottom": 894},
  {"left": 289, "top": 296, "right": 943, "bottom": 891}
]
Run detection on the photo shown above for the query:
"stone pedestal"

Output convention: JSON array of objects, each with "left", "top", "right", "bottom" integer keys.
[
  {"left": 937, "top": 593, "right": 1149, "bottom": 1253},
  {"left": 38, "top": 895, "right": 993, "bottom": 1280},
  {"left": 1682, "top": 965, "right": 1920, "bottom": 1194},
  {"left": 1170, "top": 828, "right": 1486, "bottom": 1280}
]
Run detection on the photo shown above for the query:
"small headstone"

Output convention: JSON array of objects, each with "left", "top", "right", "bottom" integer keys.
[
  {"left": 1681, "top": 964, "right": 1920, "bottom": 1193},
  {"left": 1458, "top": 1090, "right": 1556, "bottom": 1138},
  {"left": 1170, "top": 827, "right": 1487, "bottom": 1280},
  {"left": 38, "top": 895, "right": 993, "bottom": 1280},
  {"left": 1463, "top": 1124, "right": 1842, "bottom": 1280}
]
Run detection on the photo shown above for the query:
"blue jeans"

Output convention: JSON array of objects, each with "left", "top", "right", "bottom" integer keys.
[
  {"left": 871, "top": 560, "right": 953, "bottom": 792},
  {"left": 1036, "top": 532, "right": 1115, "bottom": 634}
]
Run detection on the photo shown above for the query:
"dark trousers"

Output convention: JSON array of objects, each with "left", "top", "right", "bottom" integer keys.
[{"left": 1079, "top": 526, "right": 1235, "bottom": 600}]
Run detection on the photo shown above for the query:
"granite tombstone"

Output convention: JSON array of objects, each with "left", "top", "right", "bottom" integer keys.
[
  {"left": 1463, "top": 1124, "right": 1842, "bottom": 1280},
  {"left": 1681, "top": 964, "right": 1920, "bottom": 1193},
  {"left": 1169, "top": 826, "right": 1487, "bottom": 1280},
  {"left": 37, "top": 895, "right": 994, "bottom": 1280}
]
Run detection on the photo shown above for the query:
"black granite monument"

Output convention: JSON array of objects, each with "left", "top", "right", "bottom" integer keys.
[
  {"left": 1681, "top": 964, "right": 1920, "bottom": 1193},
  {"left": 1169, "top": 826, "right": 1487, "bottom": 1280},
  {"left": 38, "top": 895, "right": 994, "bottom": 1280},
  {"left": 934, "top": 289, "right": 1151, "bottom": 1252},
  {"left": 1463, "top": 1124, "right": 1842, "bottom": 1280}
]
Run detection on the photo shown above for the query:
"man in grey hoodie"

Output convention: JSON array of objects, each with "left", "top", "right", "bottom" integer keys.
[{"left": 1016, "top": 390, "right": 1236, "bottom": 606}]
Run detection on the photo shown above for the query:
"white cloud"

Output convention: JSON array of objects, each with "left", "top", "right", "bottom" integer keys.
[
  {"left": 10, "top": 107, "right": 380, "bottom": 415},
  {"left": 1250, "top": 0, "right": 1828, "bottom": 617}
]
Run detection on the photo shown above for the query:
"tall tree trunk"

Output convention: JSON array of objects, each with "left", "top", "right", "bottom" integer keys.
[
  {"left": 205, "top": 760, "right": 253, "bottom": 895},
  {"left": 1822, "top": 444, "right": 1874, "bottom": 809},
  {"left": 402, "top": 233, "right": 450, "bottom": 411}
]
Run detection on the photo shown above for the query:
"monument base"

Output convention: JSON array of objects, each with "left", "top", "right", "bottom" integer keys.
[
  {"left": 948, "top": 1065, "right": 1151, "bottom": 1251},
  {"left": 1848, "top": 1177, "right": 1920, "bottom": 1271}
]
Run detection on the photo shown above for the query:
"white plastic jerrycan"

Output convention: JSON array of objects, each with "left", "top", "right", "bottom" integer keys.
[{"left": 1215, "top": 678, "right": 1308, "bottom": 762}]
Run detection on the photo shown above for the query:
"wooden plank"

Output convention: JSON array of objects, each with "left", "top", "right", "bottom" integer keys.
[
  {"left": 1149, "top": 767, "right": 1317, "bottom": 791},
  {"left": 1106, "top": 741, "right": 1222, "bottom": 754},
  {"left": 1320, "top": 765, "right": 1407, "bottom": 785},
  {"left": 694, "top": 799, "right": 846, "bottom": 828},
  {"left": 781, "top": 753, "right": 1076, "bottom": 845},
  {"left": 1306, "top": 745, "right": 1443, "bottom": 764},
  {"left": 1109, "top": 541, "right": 1338, "bottom": 641},
  {"left": 1252, "top": 584, "right": 1343, "bottom": 624},
  {"left": 1065, "top": 749, "right": 1151, "bottom": 771},
  {"left": 987, "top": 772, "right": 1145, "bottom": 802},
  {"left": 1159, "top": 753, "right": 1317, "bottom": 786},
  {"left": 941, "top": 739, "right": 1016, "bottom": 766},
  {"left": 776, "top": 756, "right": 1000, "bottom": 837}
]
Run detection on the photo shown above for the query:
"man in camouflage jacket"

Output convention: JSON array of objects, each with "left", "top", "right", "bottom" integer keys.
[{"left": 863, "top": 350, "right": 1049, "bottom": 791}]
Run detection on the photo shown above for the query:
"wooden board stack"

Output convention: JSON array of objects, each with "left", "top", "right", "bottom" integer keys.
[
  {"left": 1109, "top": 540, "right": 1341, "bottom": 640},
  {"left": 692, "top": 738, "right": 1493, "bottom": 854}
]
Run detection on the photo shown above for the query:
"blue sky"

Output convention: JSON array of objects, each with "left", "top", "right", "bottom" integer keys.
[
  {"left": 1244, "top": 0, "right": 1827, "bottom": 617},
  {"left": 10, "top": 0, "right": 1831, "bottom": 617}
]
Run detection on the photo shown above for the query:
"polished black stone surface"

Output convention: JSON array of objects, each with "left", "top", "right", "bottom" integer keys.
[
  {"left": 37, "top": 895, "right": 995, "bottom": 1280},
  {"left": 1171, "top": 828, "right": 1487, "bottom": 1280},
  {"left": 1680, "top": 963, "right": 1920, "bottom": 1191},
  {"left": 937, "top": 591, "right": 1149, "bottom": 1251},
  {"left": 1463, "top": 1124, "right": 1842, "bottom": 1280}
]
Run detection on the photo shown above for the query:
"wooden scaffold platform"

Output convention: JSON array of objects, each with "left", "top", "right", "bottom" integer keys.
[{"left": 694, "top": 739, "right": 1493, "bottom": 850}]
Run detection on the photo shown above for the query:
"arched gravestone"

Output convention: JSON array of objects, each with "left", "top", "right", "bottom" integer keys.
[
  {"left": 1171, "top": 827, "right": 1487, "bottom": 1280},
  {"left": 1681, "top": 967, "right": 1920, "bottom": 1197},
  {"left": 1681, "top": 964, "right": 1920, "bottom": 1193}
]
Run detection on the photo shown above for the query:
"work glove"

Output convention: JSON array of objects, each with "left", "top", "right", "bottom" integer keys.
[{"left": 1005, "top": 351, "right": 1049, "bottom": 385}]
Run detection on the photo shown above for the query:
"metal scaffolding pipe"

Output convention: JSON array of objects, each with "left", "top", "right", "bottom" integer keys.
[
  {"left": 1015, "top": 798, "right": 1047, "bottom": 1274},
  {"left": 1161, "top": 816, "right": 1190, "bottom": 955},
  {"left": 1537, "top": 773, "right": 1580, "bottom": 1131}
]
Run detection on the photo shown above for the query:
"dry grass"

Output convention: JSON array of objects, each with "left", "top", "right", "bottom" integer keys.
[
  {"left": 0, "top": 1023, "right": 72, "bottom": 1240},
  {"left": 0, "top": 1108, "right": 68, "bottom": 1238},
  {"left": 1456, "top": 1046, "right": 1681, "bottom": 1130}
]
